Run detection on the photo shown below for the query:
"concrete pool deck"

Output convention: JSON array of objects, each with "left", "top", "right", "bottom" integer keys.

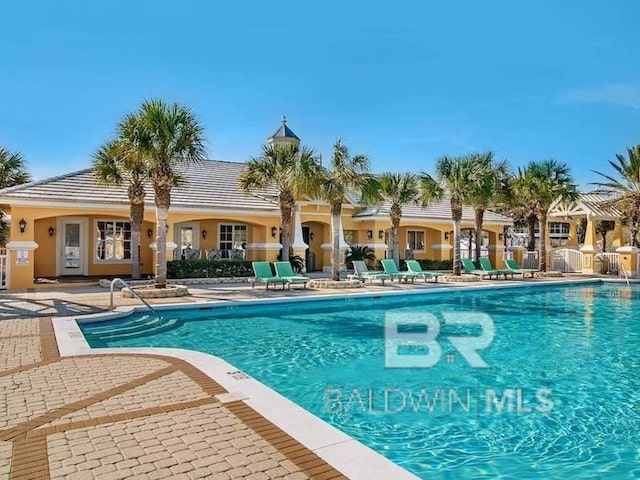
[{"left": 0, "top": 275, "right": 624, "bottom": 479}]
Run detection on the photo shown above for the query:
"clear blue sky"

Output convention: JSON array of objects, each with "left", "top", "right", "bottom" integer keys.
[{"left": 2, "top": 1, "right": 639, "bottom": 188}]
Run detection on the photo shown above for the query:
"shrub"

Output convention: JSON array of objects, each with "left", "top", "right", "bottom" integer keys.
[
  {"left": 167, "top": 259, "right": 253, "bottom": 279},
  {"left": 345, "top": 246, "right": 376, "bottom": 268},
  {"left": 399, "top": 259, "right": 452, "bottom": 271}
]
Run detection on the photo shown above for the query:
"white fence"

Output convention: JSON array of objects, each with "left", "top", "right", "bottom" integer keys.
[
  {"left": 522, "top": 251, "right": 539, "bottom": 269},
  {"left": 599, "top": 253, "right": 620, "bottom": 275},
  {"left": 550, "top": 248, "right": 583, "bottom": 273},
  {"left": 0, "top": 248, "right": 7, "bottom": 290}
]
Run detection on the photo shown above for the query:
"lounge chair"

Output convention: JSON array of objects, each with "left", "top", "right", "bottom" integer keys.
[
  {"left": 479, "top": 257, "right": 514, "bottom": 280},
  {"left": 405, "top": 260, "right": 445, "bottom": 283},
  {"left": 274, "top": 261, "right": 310, "bottom": 289},
  {"left": 251, "top": 261, "right": 287, "bottom": 290},
  {"left": 504, "top": 258, "right": 539, "bottom": 278},
  {"left": 348, "top": 260, "right": 390, "bottom": 285},
  {"left": 380, "top": 259, "right": 417, "bottom": 283},
  {"left": 461, "top": 258, "right": 497, "bottom": 279}
]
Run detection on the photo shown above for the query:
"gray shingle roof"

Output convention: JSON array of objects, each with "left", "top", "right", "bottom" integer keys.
[
  {"left": 268, "top": 117, "right": 300, "bottom": 141},
  {"left": 0, "top": 160, "right": 279, "bottom": 211},
  {"left": 353, "top": 198, "right": 513, "bottom": 224}
]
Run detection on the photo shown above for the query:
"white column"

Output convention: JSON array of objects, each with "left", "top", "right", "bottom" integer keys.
[{"left": 291, "top": 204, "right": 308, "bottom": 250}]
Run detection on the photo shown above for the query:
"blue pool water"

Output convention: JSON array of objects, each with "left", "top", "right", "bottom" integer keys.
[{"left": 81, "top": 283, "right": 640, "bottom": 479}]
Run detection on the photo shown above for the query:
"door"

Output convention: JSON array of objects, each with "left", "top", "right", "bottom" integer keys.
[{"left": 60, "top": 219, "right": 86, "bottom": 275}]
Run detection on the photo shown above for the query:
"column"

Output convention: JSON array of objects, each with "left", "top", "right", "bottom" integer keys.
[
  {"left": 580, "top": 217, "right": 597, "bottom": 274},
  {"left": 566, "top": 220, "right": 579, "bottom": 248},
  {"left": 320, "top": 215, "right": 350, "bottom": 273},
  {"left": 5, "top": 214, "right": 38, "bottom": 289},
  {"left": 611, "top": 222, "right": 623, "bottom": 250},
  {"left": 487, "top": 232, "right": 501, "bottom": 268},
  {"left": 291, "top": 205, "right": 309, "bottom": 272}
]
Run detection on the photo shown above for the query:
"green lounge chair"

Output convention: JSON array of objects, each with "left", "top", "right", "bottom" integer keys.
[
  {"left": 381, "top": 259, "right": 417, "bottom": 283},
  {"left": 461, "top": 258, "right": 496, "bottom": 279},
  {"left": 251, "top": 261, "right": 287, "bottom": 290},
  {"left": 274, "top": 261, "right": 311, "bottom": 288},
  {"left": 479, "top": 257, "right": 514, "bottom": 280},
  {"left": 504, "top": 258, "right": 539, "bottom": 278},
  {"left": 349, "top": 260, "right": 390, "bottom": 285},
  {"left": 405, "top": 260, "right": 445, "bottom": 283}
]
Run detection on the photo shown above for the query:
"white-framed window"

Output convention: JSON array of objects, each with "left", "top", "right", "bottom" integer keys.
[
  {"left": 219, "top": 224, "right": 248, "bottom": 258},
  {"left": 549, "top": 222, "right": 570, "bottom": 235},
  {"left": 407, "top": 229, "right": 425, "bottom": 251},
  {"left": 95, "top": 220, "right": 131, "bottom": 262}
]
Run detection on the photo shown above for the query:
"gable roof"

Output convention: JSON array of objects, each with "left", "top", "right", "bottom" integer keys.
[
  {"left": 353, "top": 198, "right": 513, "bottom": 225},
  {"left": 0, "top": 160, "right": 279, "bottom": 212},
  {"left": 548, "top": 192, "right": 622, "bottom": 220}
]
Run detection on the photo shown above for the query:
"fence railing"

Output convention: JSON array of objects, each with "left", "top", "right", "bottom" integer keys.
[
  {"left": 598, "top": 253, "right": 620, "bottom": 275},
  {"left": 550, "top": 249, "right": 583, "bottom": 273},
  {"left": 522, "top": 251, "right": 538, "bottom": 269}
]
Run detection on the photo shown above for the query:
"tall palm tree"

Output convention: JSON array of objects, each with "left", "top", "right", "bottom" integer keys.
[
  {"left": 376, "top": 173, "right": 421, "bottom": 265},
  {"left": 593, "top": 145, "right": 640, "bottom": 247},
  {"left": 239, "top": 142, "right": 321, "bottom": 262},
  {"left": 520, "top": 160, "right": 578, "bottom": 271},
  {"left": 0, "top": 148, "right": 31, "bottom": 246},
  {"left": 433, "top": 155, "right": 481, "bottom": 275},
  {"left": 466, "top": 152, "right": 510, "bottom": 262},
  {"left": 507, "top": 169, "right": 538, "bottom": 251},
  {"left": 128, "top": 99, "right": 206, "bottom": 288},
  {"left": 93, "top": 137, "right": 147, "bottom": 279},
  {"left": 318, "top": 140, "right": 374, "bottom": 281}
]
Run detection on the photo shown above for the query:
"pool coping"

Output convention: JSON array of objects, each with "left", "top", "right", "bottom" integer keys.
[{"left": 52, "top": 278, "right": 618, "bottom": 479}]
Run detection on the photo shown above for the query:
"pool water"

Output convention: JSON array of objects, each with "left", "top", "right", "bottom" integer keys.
[{"left": 81, "top": 283, "right": 640, "bottom": 479}]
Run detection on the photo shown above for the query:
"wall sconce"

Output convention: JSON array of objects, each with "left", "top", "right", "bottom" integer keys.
[
  {"left": 202, "top": 230, "right": 207, "bottom": 239},
  {"left": 444, "top": 232, "right": 449, "bottom": 240},
  {"left": 498, "top": 233, "right": 503, "bottom": 241},
  {"left": 271, "top": 226, "right": 278, "bottom": 238},
  {"left": 18, "top": 218, "right": 27, "bottom": 234},
  {"left": 147, "top": 228, "right": 153, "bottom": 239},
  {"left": 366, "top": 230, "right": 373, "bottom": 240},
  {"left": 309, "top": 232, "right": 314, "bottom": 241},
  {"left": 378, "top": 230, "right": 384, "bottom": 240},
  {"left": 48, "top": 226, "right": 55, "bottom": 237}
]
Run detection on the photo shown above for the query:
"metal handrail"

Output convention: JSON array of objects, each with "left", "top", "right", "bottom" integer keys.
[
  {"left": 619, "top": 265, "right": 630, "bottom": 286},
  {"left": 110, "top": 278, "right": 161, "bottom": 318}
]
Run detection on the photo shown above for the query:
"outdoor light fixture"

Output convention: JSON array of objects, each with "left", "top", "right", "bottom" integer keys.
[
  {"left": 498, "top": 233, "right": 503, "bottom": 241},
  {"left": 444, "top": 232, "right": 449, "bottom": 240},
  {"left": 147, "top": 228, "right": 153, "bottom": 239},
  {"left": 48, "top": 226, "right": 55, "bottom": 237},
  {"left": 378, "top": 230, "right": 384, "bottom": 240},
  {"left": 309, "top": 232, "right": 314, "bottom": 241},
  {"left": 367, "top": 230, "right": 373, "bottom": 239},
  {"left": 202, "top": 230, "right": 207, "bottom": 239},
  {"left": 18, "top": 218, "right": 27, "bottom": 234},
  {"left": 271, "top": 226, "right": 278, "bottom": 238}
]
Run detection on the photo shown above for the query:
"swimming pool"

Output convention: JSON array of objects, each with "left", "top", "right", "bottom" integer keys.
[{"left": 81, "top": 282, "right": 640, "bottom": 479}]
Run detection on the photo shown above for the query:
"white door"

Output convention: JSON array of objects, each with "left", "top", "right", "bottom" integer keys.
[
  {"left": 174, "top": 222, "right": 200, "bottom": 258},
  {"left": 59, "top": 219, "right": 87, "bottom": 275}
]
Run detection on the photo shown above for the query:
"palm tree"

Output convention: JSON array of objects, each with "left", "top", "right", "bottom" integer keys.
[
  {"left": 593, "top": 145, "right": 640, "bottom": 247},
  {"left": 376, "top": 173, "right": 423, "bottom": 265},
  {"left": 520, "top": 160, "right": 578, "bottom": 271},
  {"left": 433, "top": 155, "right": 481, "bottom": 275},
  {"left": 128, "top": 99, "right": 206, "bottom": 288},
  {"left": 507, "top": 169, "right": 538, "bottom": 251},
  {"left": 93, "top": 137, "right": 147, "bottom": 279},
  {"left": 318, "top": 140, "right": 374, "bottom": 281},
  {"left": 239, "top": 142, "right": 321, "bottom": 262},
  {"left": 465, "top": 152, "right": 510, "bottom": 262},
  {"left": 0, "top": 148, "right": 31, "bottom": 246}
]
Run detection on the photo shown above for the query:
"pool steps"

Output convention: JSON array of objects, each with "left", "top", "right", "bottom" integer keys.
[{"left": 84, "top": 315, "right": 181, "bottom": 341}]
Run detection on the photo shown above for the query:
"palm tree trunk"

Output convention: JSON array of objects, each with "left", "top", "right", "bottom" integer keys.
[
  {"left": 527, "top": 214, "right": 537, "bottom": 251},
  {"left": 452, "top": 202, "right": 463, "bottom": 275},
  {"left": 280, "top": 204, "right": 292, "bottom": 262},
  {"left": 538, "top": 211, "right": 548, "bottom": 272},
  {"left": 154, "top": 186, "right": 171, "bottom": 288},
  {"left": 130, "top": 202, "right": 144, "bottom": 280},
  {"left": 331, "top": 203, "right": 341, "bottom": 281},
  {"left": 474, "top": 208, "right": 485, "bottom": 263},
  {"left": 390, "top": 203, "right": 401, "bottom": 266}
]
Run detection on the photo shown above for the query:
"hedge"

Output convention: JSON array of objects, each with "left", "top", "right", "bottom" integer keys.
[
  {"left": 167, "top": 259, "right": 253, "bottom": 279},
  {"left": 398, "top": 259, "right": 452, "bottom": 271}
]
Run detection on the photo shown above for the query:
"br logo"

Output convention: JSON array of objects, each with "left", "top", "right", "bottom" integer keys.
[{"left": 384, "top": 312, "right": 495, "bottom": 369}]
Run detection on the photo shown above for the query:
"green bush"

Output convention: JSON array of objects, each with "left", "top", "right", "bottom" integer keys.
[
  {"left": 399, "top": 259, "right": 452, "bottom": 271},
  {"left": 167, "top": 259, "right": 253, "bottom": 279}
]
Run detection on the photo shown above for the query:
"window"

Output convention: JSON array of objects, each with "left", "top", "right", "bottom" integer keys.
[
  {"left": 96, "top": 220, "right": 131, "bottom": 261},
  {"left": 549, "top": 222, "right": 570, "bottom": 235},
  {"left": 407, "top": 230, "right": 425, "bottom": 251},
  {"left": 219, "top": 224, "right": 247, "bottom": 258}
]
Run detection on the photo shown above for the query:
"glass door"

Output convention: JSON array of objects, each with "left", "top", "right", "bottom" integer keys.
[{"left": 61, "top": 220, "right": 83, "bottom": 275}]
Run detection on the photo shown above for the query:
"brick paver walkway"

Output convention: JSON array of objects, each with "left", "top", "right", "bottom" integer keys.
[{"left": 0, "top": 318, "right": 348, "bottom": 480}]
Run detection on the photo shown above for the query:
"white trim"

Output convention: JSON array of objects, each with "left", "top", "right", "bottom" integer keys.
[
  {"left": 406, "top": 229, "right": 426, "bottom": 252},
  {"left": 246, "top": 242, "right": 282, "bottom": 251},
  {"left": 353, "top": 214, "right": 513, "bottom": 226},
  {"left": 174, "top": 221, "right": 201, "bottom": 252},
  {"left": 354, "top": 243, "right": 388, "bottom": 250},
  {"left": 320, "top": 243, "right": 350, "bottom": 251},
  {"left": 149, "top": 241, "right": 178, "bottom": 251},
  {"left": 218, "top": 223, "right": 248, "bottom": 254},
  {"left": 430, "top": 243, "right": 453, "bottom": 250},
  {"left": 57, "top": 217, "right": 89, "bottom": 276},
  {"left": 616, "top": 246, "right": 640, "bottom": 253},
  {"left": 94, "top": 218, "right": 133, "bottom": 264},
  {"left": 5, "top": 240, "right": 39, "bottom": 250}
]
